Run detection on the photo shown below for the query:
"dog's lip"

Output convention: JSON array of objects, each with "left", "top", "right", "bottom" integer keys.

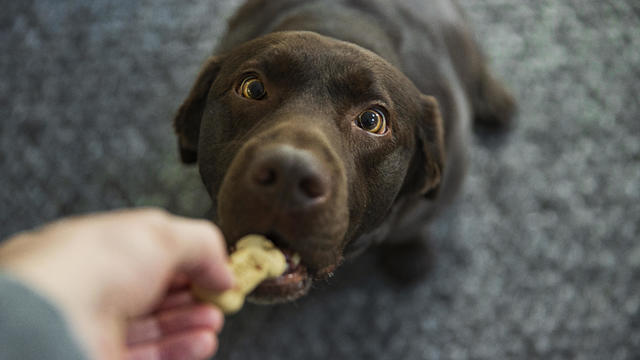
[{"left": 250, "top": 248, "right": 312, "bottom": 301}]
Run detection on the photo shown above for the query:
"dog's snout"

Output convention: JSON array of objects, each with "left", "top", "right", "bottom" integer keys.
[
  {"left": 217, "top": 130, "right": 349, "bottom": 273},
  {"left": 248, "top": 145, "right": 329, "bottom": 209}
]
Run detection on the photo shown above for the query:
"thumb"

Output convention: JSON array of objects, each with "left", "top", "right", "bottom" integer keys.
[{"left": 161, "top": 216, "right": 234, "bottom": 292}]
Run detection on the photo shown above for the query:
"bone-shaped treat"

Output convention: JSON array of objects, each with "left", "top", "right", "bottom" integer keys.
[{"left": 192, "top": 234, "right": 287, "bottom": 314}]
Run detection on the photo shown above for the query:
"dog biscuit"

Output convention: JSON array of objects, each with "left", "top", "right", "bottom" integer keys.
[{"left": 192, "top": 234, "right": 287, "bottom": 314}]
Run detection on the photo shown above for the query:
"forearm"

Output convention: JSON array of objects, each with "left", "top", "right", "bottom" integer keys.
[{"left": 0, "top": 272, "right": 88, "bottom": 360}]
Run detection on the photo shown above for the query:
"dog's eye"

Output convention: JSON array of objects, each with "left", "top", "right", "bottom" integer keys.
[
  {"left": 239, "top": 76, "right": 266, "bottom": 100},
  {"left": 356, "top": 108, "right": 387, "bottom": 134}
]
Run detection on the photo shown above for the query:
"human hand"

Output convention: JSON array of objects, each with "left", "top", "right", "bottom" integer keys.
[{"left": 0, "top": 208, "right": 234, "bottom": 360}]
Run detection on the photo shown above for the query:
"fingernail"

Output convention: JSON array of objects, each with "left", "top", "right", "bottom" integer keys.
[
  {"left": 221, "top": 263, "right": 235, "bottom": 289},
  {"left": 192, "top": 331, "right": 217, "bottom": 359}
]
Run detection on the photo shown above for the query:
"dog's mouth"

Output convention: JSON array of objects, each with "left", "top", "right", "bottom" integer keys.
[
  {"left": 228, "top": 234, "right": 314, "bottom": 303},
  {"left": 248, "top": 247, "right": 312, "bottom": 303}
]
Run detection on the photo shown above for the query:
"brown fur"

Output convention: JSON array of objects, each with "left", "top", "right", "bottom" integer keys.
[{"left": 174, "top": 0, "right": 515, "bottom": 299}]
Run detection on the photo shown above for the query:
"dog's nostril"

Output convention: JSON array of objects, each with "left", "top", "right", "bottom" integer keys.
[
  {"left": 299, "top": 176, "right": 326, "bottom": 199},
  {"left": 247, "top": 145, "right": 330, "bottom": 208},
  {"left": 254, "top": 167, "right": 277, "bottom": 186}
]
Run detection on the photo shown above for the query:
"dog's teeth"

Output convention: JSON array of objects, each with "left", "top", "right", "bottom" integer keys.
[{"left": 291, "top": 253, "right": 301, "bottom": 266}]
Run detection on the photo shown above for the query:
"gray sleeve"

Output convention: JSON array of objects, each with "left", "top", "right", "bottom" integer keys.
[{"left": 0, "top": 272, "right": 88, "bottom": 360}]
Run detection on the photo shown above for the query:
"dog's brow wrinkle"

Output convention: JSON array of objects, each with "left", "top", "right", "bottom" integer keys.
[{"left": 326, "top": 70, "right": 391, "bottom": 107}]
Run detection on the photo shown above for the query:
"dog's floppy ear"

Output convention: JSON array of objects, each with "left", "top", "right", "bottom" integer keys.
[
  {"left": 405, "top": 95, "right": 445, "bottom": 199},
  {"left": 173, "top": 56, "right": 223, "bottom": 164}
]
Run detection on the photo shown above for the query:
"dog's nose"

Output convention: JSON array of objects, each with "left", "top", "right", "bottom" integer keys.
[{"left": 248, "top": 145, "right": 329, "bottom": 209}]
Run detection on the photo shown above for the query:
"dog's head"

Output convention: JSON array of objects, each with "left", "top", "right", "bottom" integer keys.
[{"left": 174, "top": 31, "right": 444, "bottom": 302}]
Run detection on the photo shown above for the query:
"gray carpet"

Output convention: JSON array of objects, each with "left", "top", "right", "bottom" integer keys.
[{"left": 1, "top": 1, "right": 639, "bottom": 359}]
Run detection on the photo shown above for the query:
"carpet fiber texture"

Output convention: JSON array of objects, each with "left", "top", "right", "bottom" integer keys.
[{"left": 1, "top": 1, "right": 639, "bottom": 359}]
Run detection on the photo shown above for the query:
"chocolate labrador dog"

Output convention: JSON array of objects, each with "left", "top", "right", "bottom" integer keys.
[{"left": 173, "top": 0, "right": 514, "bottom": 303}]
